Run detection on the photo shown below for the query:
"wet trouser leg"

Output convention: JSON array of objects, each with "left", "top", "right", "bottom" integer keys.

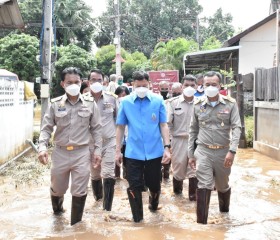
[{"left": 127, "top": 188, "right": 143, "bottom": 222}]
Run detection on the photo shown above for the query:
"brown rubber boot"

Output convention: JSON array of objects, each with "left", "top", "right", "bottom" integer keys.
[
  {"left": 218, "top": 188, "right": 231, "bottom": 212},
  {"left": 196, "top": 188, "right": 211, "bottom": 224}
]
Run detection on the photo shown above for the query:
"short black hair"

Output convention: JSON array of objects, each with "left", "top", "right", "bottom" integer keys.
[
  {"left": 204, "top": 71, "right": 222, "bottom": 83},
  {"left": 87, "top": 69, "right": 104, "bottom": 80},
  {"left": 132, "top": 71, "right": 149, "bottom": 81},
  {"left": 80, "top": 81, "right": 88, "bottom": 94},
  {"left": 182, "top": 74, "right": 196, "bottom": 83},
  {"left": 115, "top": 86, "right": 130, "bottom": 96},
  {"left": 61, "top": 67, "right": 82, "bottom": 81}
]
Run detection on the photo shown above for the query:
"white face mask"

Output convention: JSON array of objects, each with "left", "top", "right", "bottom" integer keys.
[
  {"left": 197, "top": 85, "right": 204, "bottom": 93},
  {"left": 65, "top": 84, "right": 80, "bottom": 96},
  {"left": 90, "top": 82, "right": 103, "bottom": 93},
  {"left": 135, "top": 87, "right": 148, "bottom": 98},
  {"left": 205, "top": 86, "right": 219, "bottom": 98},
  {"left": 183, "top": 86, "right": 196, "bottom": 97}
]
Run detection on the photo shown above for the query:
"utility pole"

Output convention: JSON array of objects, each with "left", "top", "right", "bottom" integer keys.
[
  {"left": 196, "top": 16, "right": 200, "bottom": 50},
  {"left": 114, "top": 0, "right": 122, "bottom": 76},
  {"left": 40, "top": 0, "right": 53, "bottom": 126}
]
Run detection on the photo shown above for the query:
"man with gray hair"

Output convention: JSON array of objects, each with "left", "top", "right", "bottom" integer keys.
[
  {"left": 171, "top": 82, "right": 182, "bottom": 98},
  {"left": 107, "top": 74, "right": 118, "bottom": 93}
]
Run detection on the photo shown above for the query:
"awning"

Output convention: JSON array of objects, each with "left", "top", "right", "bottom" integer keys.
[
  {"left": 183, "top": 46, "right": 241, "bottom": 74},
  {"left": 0, "top": 0, "right": 24, "bottom": 29},
  {"left": 0, "top": 69, "right": 19, "bottom": 80}
]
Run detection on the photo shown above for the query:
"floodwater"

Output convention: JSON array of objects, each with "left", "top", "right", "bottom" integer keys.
[{"left": 0, "top": 148, "right": 279, "bottom": 240}]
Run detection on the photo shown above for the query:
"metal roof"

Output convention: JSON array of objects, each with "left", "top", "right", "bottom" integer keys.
[
  {"left": 0, "top": 0, "right": 24, "bottom": 29},
  {"left": 183, "top": 46, "right": 241, "bottom": 73}
]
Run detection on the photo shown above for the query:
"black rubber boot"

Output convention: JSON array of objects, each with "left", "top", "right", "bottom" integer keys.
[
  {"left": 218, "top": 188, "right": 231, "bottom": 212},
  {"left": 127, "top": 188, "right": 143, "bottom": 222},
  {"left": 51, "top": 195, "right": 64, "bottom": 215},
  {"left": 115, "top": 164, "right": 120, "bottom": 178},
  {"left": 71, "top": 194, "right": 87, "bottom": 225},
  {"left": 188, "top": 177, "right": 198, "bottom": 201},
  {"left": 148, "top": 191, "right": 161, "bottom": 212},
  {"left": 162, "top": 162, "right": 171, "bottom": 179},
  {"left": 91, "top": 179, "right": 103, "bottom": 201},
  {"left": 196, "top": 188, "right": 211, "bottom": 224},
  {"left": 173, "top": 177, "right": 183, "bottom": 194},
  {"left": 103, "top": 178, "right": 115, "bottom": 211}
]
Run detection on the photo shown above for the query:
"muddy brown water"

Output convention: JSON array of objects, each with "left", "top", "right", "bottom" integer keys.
[{"left": 0, "top": 149, "right": 279, "bottom": 240}]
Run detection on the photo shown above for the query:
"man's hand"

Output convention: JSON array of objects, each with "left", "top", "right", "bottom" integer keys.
[
  {"left": 224, "top": 152, "right": 235, "bottom": 168},
  {"left": 115, "top": 150, "right": 123, "bottom": 167},
  {"left": 189, "top": 157, "right": 196, "bottom": 170},
  {"left": 162, "top": 148, "right": 171, "bottom": 164},
  {"left": 92, "top": 154, "right": 102, "bottom": 169},
  {"left": 38, "top": 151, "right": 48, "bottom": 165}
]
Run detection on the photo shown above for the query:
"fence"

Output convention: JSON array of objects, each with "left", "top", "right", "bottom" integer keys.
[
  {"left": 254, "top": 67, "right": 280, "bottom": 161},
  {"left": 0, "top": 79, "right": 34, "bottom": 164}
]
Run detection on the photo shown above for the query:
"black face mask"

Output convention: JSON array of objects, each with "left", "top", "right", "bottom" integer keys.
[
  {"left": 172, "top": 93, "right": 181, "bottom": 97},
  {"left": 160, "top": 91, "right": 168, "bottom": 100}
]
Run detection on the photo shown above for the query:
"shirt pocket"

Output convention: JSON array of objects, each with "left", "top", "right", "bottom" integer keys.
[
  {"left": 217, "top": 113, "right": 230, "bottom": 128},
  {"left": 55, "top": 110, "right": 70, "bottom": 127},
  {"left": 78, "top": 110, "right": 91, "bottom": 126},
  {"left": 198, "top": 114, "right": 210, "bottom": 128}
]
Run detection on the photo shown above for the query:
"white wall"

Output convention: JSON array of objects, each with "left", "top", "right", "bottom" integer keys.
[
  {"left": 239, "top": 18, "right": 277, "bottom": 75},
  {"left": 0, "top": 79, "right": 34, "bottom": 164}
]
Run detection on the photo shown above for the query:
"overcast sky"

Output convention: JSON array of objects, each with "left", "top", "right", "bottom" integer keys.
[{"left": 84, "top": 0, "right": 272, "bottom": 31}]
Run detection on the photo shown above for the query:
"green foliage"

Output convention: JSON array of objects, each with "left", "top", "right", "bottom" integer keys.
[
  {"left": 52, "top": 44, "right": 96, "bottom": 97},
  {"left": 151, "top": 38, "right": 198, "bottom": 76},
  {"left": 0, "top": 33, "right": 40, "bottom": 81},
  {"left": 201, "top": 36, "right": 222, "bottom": 50},
  {"left": 95, "top": 45, "right": 117, "bottom": 75},
  {"left": 245, "top": 116, "right": 254, "bottom": 147},
  {"left": 19, "top": 0, "right": 95, "bottom": 51}
]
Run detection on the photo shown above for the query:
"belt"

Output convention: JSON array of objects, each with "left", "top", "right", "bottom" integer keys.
[
  {"left": 204, "top": 144, "right": 229, "bottom": 149},
  {"left": 55, "top": 145, "right": 88, "bottom": 151}
]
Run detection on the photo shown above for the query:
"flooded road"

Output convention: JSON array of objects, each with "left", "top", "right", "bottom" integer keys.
[{"left": 0, "top": 148, "right": 279, "bottom": 240}]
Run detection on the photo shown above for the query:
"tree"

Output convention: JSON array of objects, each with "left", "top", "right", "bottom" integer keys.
[
  {"left": 19, "top": 0, "right": 95, "bottom": 51},
  {"left": 52, "top": 44, "right": 96, "bottom": 97},
  {"left": 0, "top": 33, "right": 40, "bottom": 81},
  {"left": 201, "top": 36, "right": 222, "bottom": 50},
  {"left": 95, "top": 0, "right": 203, "bottom": 56},
  {"left": 151, "top": 38, "right": 198, "bottom": 76},
  {"left": 199, "top": 8, "right": 235, "bottom": 44}
]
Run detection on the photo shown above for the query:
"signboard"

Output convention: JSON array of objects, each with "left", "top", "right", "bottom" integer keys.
[{"left": 148, "top": 70, "right": 179, "bottom": 93}]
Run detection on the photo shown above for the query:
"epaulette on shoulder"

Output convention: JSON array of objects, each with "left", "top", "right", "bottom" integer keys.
[
  {"left": 222, "top": 95, "right": 236, "bottom": 103},
  {"left": 105, "top": 91, "right": 117, "bottom": 98},
  {"left": 194, "top": 97, "right": 205, "bottom": 105},
  {"left": 166, "top": 96, "right": 179, "bottom": 103},
  {"left": 51, "top": 95, "right": 63, "bottom": 103}
]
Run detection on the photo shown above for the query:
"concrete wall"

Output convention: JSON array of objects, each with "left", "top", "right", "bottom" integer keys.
[
  {"left": 239, "top": 18, "right": 276, "bottom": 75},
  {"left": 0, "top": 79, "right": 34, "bottom": 164}
]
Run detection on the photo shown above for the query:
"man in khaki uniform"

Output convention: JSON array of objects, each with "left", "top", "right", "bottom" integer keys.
[
  {"left": 38, "top": 67, "right": 102, "bottom": 225},
  {"left": 85, "top": 69, "right": 118, "bottom": 211},
  {"left": 188, "top": 71, "right": 241, "bottom": 224},
  {"left": 167, "top": 75, "right": 198, "bottom": 200}
]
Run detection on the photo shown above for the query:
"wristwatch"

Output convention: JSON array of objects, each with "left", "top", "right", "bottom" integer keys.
[
  {"left": 229, "top": 150, "right": 236, "bottom": 154},
  {"left": 164, "top": 144, "right": 171, "bottom": 149}
]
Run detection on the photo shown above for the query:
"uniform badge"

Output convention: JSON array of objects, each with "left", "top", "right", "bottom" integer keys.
[
  {"left": 58, "top": 103, "right": 66, "bottom": 111},
  {"left": 200, "top": 104, "right": 206, "bottom": 112},
  {"left": 151, "top": 113, "right": 157, "bottom": 121}
]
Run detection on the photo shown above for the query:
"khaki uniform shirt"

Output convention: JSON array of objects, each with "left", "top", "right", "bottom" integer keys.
[
  {"left": 188, "top": 94, "right": 241, "bottom": 158},
  {"left": 38, "top": 93, "right": 102, "bottom": 156},
  {"left": 167, "top": 95, "right": 194, "bottom": 138}
]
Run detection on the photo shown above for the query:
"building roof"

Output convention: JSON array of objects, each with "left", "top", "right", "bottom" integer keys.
[
  {"left": 0, "top": 0, "right": 24, "bottom": 29},
  {"left": 0, "top": 68, "right": 19, "bottom": 80},
  {"left": 223, "top": 12, "right": 276, "bottom": 47},
  {"left": 183, "top": 46, "right": 241, "bottom": 72}
]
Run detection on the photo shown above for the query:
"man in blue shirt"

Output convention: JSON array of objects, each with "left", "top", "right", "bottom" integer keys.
[{"left": 115, "top": 71, "right": 171, "bottom": 222}]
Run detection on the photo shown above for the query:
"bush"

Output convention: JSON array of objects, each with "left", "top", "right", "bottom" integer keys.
[{"left": 245, "top": 116, "right": 254, "bottom": 147}]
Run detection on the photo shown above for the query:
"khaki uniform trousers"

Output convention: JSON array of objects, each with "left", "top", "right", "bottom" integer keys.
[
  {"left": 194, "top": 145, "right": 231, "bottom": 192},
  {"left": 50, "top": 146, "right": 90, "bottom": 197},
  {"left": 91, "top": 137, "right": 116, "bottom": 180},
  {"left": 171, "top": 136, "right": 196, "bottom": 181}
]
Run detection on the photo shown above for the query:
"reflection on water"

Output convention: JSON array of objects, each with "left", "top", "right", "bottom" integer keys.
[{"left": 0, "top": 149, "right": 279, "bottom": 240}]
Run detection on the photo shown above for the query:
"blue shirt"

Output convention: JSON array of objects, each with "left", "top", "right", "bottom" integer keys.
[{"left": 116, "top": 92, "right": 167, "bottom": 161}]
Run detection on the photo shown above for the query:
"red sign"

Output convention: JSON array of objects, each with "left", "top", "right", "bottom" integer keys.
[{"left": 148, "top": 70, "right": 179, "bottom": 93}]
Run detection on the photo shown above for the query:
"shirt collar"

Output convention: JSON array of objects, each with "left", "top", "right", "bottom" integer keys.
[{"left": 202, "top": 94, "right": 225, "bottom": 106}]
